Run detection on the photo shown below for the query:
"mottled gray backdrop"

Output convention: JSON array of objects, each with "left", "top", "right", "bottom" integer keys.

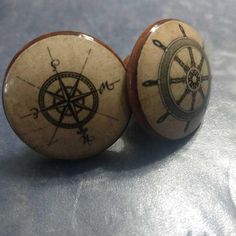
[{"left": 0, "top": 0, "right": 236, "bottom": 235}]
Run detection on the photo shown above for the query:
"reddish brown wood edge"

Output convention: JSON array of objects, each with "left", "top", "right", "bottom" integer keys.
[
  {"left": 123, "top": 55, "right": 130, "bottom": 67},
  {"left": 126, "top": 19, "right": 174, "bottom": 136}
]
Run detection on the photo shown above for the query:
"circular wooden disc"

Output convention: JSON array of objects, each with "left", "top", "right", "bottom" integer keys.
[
  {"left": 127, "top": 19, "right": 211, "bottom": 140},
  {"left": 3, "top": 32, "right": 131, "bottom": 159}
]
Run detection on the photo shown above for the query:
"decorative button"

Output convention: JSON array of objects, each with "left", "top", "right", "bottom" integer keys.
[
  {"left": 3, "top": 32, "right": 131, "bottom": 159},
  {"left": 127, "top": 19, "right": 211, "bottom": 140}
]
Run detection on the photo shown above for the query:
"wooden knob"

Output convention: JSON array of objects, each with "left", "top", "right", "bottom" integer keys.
[
  {"left": 123, "top": 55, "right": 130, "bottom": 67},
  {"left": 3, "top": 31, "right": 131, "bottom": 159},
  {"left": 127, "top": 19, "right": 211, "bottom": 140}
]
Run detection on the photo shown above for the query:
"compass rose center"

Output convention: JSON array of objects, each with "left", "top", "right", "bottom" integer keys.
[{"left": 53, "top": 85, "right": 85, "bottom": 116}]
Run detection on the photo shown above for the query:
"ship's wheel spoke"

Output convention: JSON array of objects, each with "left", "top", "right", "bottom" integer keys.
[
  {"left": 174, "top": 56, "right": 190, "bottom": 73},
  {"left": 201, "top": 75, "right": 209, "bottom": 82},
  {"left": 143, "top": 80, "right": 159, "bottom": 87},
  {"left": 198, "top": 86, "right": 205, "bottom": 100},
  {"left": 153, "top": 40, "right": 167, "bottom": 51},
  {"left": 179, "top": 24, "right": 187, "bottom": 37},
  {"left": 177, "top": 87, "right": 190, "bottom": 105},
  {"left": 191, "top": 91, "right": 197, "bottom": 111},
  {"left": 157, "top": 111, "right": 170, "bottom": 124},
  {"left": 170, "top": 76, "right": 186, "bottom": 84},
  {"left": 198, "top": 55, "right": 205, "bottom": 71},
  {"left": 188, "top": 47, "right": 196, "bottom": 67},
  {"left": 184, "top": 121, "right": 191, "bottom": 133}
]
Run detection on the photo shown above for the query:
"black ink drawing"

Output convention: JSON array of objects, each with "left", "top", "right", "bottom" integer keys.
[
  {"left": 19, "top": 47, "right": 120, "bottom": 146},
  {"left": 143, "top": 24, "right": 211, "bottom": 132},
  {"left": 99, "top": 80, "right": 120, "bottom": 94}
]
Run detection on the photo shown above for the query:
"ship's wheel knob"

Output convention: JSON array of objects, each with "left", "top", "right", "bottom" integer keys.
[
  {"left": 3, "top": 32, "right": 131, "bottom": 159},
  {"left": 127, "top": 19, "right": 211, "bottom": 140}
]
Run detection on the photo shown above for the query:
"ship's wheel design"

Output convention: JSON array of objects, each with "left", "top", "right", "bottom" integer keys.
[{"left": 143, "top": 24, "right": 211, "bottom": 132}]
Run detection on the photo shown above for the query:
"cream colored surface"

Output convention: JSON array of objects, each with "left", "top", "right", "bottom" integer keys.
[
  {"left": 3, "top": 34, "right": 130, "bottom": 159},
  {"left": 137, "top": 20, "right": 210, "bottom": 139}
]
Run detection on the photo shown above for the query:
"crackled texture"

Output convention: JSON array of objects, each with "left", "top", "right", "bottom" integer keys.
[{"left": 0, "top": 0, "right": 236, "bottom": 236}]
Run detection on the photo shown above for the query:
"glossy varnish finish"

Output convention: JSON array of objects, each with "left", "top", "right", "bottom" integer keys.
[
  {"left": 127, "top": 19, "right": 211, "bottom": 140},
  {"left": 3, "top": 32, "right": 131, "bottom": 159}
]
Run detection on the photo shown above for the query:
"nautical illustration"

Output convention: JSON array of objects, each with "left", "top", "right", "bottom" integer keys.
[
  {"left": 18, "top": 47, "right": 120, "bottom": 146},
  {"left": 143, "top": 24, "right": 211, "bottom": 132}
]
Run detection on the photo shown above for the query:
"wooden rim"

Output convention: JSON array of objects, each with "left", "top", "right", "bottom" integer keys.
[{"left": 127, "top": 19, "right": 174, "bottom": 138}]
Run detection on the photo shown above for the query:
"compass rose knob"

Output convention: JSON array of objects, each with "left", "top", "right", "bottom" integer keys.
[
  {"left": 3, "top": 31, "right": 131, "bottom": 159},
  {"left": 127, "top": 19, "right": 211, "bottom": 140}
]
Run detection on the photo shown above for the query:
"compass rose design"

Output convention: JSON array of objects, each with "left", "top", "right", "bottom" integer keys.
[
  {"left": 143, "top": 24, "right": 211, "bottom": 132},
  {"left": 19, "top": 47, "right": 120, "bottom": 146}
]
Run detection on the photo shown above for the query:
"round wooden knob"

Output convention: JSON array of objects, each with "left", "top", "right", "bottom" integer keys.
[
  {"left": 127, "top": 19, "right": 211, "bottom": 140},
  {"left": 3, "top": 32, "right": 131, "bottom": 159}
]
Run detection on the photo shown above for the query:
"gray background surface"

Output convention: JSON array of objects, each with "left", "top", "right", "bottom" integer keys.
[{"left": 0, "top": 0, "right": 236, "bottom": 235}]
